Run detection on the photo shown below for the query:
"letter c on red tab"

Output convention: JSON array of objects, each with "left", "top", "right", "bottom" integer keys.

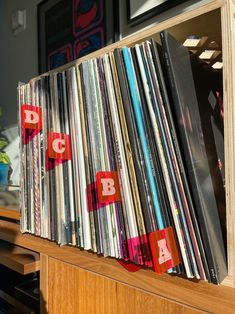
[
  {"left": 21, "top": 104, "right": 42, "bottom": 130},
  {"left": 48, "top": 132, "right": 71, "bottom": 160},
  {"left": 52, "top": 138, "right": 66, "bottom": 154},
  {"left": 96, "top": 171, "right": 121, "bottom": 205}
]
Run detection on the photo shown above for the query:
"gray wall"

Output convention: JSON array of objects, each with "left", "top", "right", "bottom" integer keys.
[{"left": 0, "top": 0, "right": 41, "bottom": 128}]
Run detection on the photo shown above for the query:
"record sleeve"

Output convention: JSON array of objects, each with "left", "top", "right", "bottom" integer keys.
[
  {"left": 149, "top": 39, "right": 208, "bottom": 281},
  {"left": 133, "top": 44, "right": 194, "bottom": 277},
  {"left": 113, "top": 48, "right": 157, "bottom": 234},
  {"left": 103, "top": 53, "right": 145, "bottom": 264},
  {"left": 109, "top": 51, "right": 152, "bottom": 266},
  {"left": 122, "top": 47, "right": 165, "bottom": 231},
  {"left": 160, "top": 30, "right": 227, "bottom": 284},
  {"left": 75, "top": 66, "right": 97, "bottom": 251}
]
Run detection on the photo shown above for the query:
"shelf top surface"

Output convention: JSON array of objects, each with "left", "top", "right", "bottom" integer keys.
[{"left": 0, "top": 220, "right": 234, "bottom": 313}]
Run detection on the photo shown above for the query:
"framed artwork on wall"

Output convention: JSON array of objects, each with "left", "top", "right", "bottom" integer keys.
[
  {"left": 127, "top": 0, "right": 189, "bottom": 26},
  {"left": 38, "top": 0, "right": 117, "bottom": 73}
]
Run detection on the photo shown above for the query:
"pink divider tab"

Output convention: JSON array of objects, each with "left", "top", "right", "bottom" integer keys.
[
  {"left": 149, "top": 227, "right": 181, "bottom": 274},
  {"left": 96, "top": 171, "right": 121, "bottom": 205},
  {"left": 126, "top": 234, "right": 153, "bottom": 268},
  {"left": 46, "top": 149, "right": 67, "bottom": 171},
  {"left": 127, "top": 236, "right": 144, "bottom": 265},
  {"left": 47, "top": 132, "right": 72, "bottom": 160},
  {"left": 22, "top": 129, "right": 41, "bottom": 145},
  {"left": 139, "top": 234, "right": 153, "bottom": 268}
]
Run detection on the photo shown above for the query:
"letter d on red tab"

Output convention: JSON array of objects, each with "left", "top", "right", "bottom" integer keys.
[
  {"left": 96, "top": 171, "right": 121, "bottom": 205},
  {"left": 48, "top": 132, "right": 71, "bottom": 160},
  {"left": 21, "top": 104, "right": 42, "bottom": 130},
  {"left": 149, "top": 227, "right": 181, "bottom": 274}
]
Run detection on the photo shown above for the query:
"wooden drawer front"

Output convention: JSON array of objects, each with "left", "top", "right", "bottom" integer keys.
[{"left": 47, "top": 258, "right": 202, "bottom": 314}]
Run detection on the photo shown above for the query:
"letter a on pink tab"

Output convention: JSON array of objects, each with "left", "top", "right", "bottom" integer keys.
[
  {"left": 158, "top": 239, "right": 172, "bottom": 265},
  {"left": 149, "top": 227, "right": 181, "bottom": 274},
  {"left": 21, "top": 104, "right": 42, "bottom": 130},
  {"left": 47, "top": 132, "right": 71, "bottom": 160},
  {"left": 96, "top": 171, "right": 121, "bottom": 205}
]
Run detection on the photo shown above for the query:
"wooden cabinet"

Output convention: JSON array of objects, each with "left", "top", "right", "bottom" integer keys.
[
  {"left": 46, "top": 257, "right": 201, "bottom": 314},
  {"left": 1, "top": 0, "right": 235, "bottom": 313},
  {"left": 0, "top": 220, "right": 235, "bottom": 313}
]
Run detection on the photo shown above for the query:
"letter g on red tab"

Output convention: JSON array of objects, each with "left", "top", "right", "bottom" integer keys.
[
  {"left": 21, "top": 104, "right": 42, "bottom": 130},
  {"left": 96, "top": 171, "right": 121, "bottom": 205},
  {"left": 47, "top": 132, "right": 71, "bottom": 160}
]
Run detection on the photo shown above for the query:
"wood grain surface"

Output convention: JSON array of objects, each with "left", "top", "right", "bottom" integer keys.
[
  {"left": 221, "top": 0, "right": 235, "bottom": 284},
  {"left": 0, "top": 220, "right": 235, "bottom": 313},
  {"left": 0, "top": 207, "right": 20, "bottom": 221},
  {"left": 47, "top": 258, "right": 203, "bottom": 314}
]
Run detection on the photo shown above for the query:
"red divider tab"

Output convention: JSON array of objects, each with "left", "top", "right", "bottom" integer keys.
[
  {"left": 21, "top": 105, "right": 42, "bottom": 144},
  {"left": 47, "top": 132, "right": 71, "bottom": 160},
  {"left": 96, "top": 171, "right": 121, "bottom": 205},
  {"left": 139, "top": 234, "right": 153, "bottom": 268},
  {"left": 149, "top": 227, "right": 180, "bottom": 274},
  {"left": 46, "top": 149, "right": 67, "bottom": 171},
  {"left": 21, "top": 104, "right": 42, "bottom": 130},
  {"left": 117, "top": 260, "right": 141, "bottom": 272},
  {"left": 126, "top": 234, "right": 153, "bottom": 267},
  {"left": 127, "top": 236, "right": 143, "bottom": 265}
]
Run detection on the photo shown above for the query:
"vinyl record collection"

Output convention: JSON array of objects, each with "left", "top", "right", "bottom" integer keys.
[{"left": 19, "top": 31, "right": 227, "bottom": 284}]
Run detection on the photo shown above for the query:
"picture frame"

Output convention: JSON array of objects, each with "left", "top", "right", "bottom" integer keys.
[
  {"left": 127, "top": 0, "right": 189, "bottom": 26},
  {"left": 38, "top": 0, "right": 118, "bottom": 74}
]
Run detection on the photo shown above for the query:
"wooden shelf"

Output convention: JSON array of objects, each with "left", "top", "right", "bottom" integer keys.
[
  {"left": 27, "top": 0, "right": 235, "bottom": 286},
  {"left": 0, "top": 208, "right": 20, "bottom": 221},
  {"left": 0, "top": 1, "right": 234, "bottom": 313},
  {"left": 0, "top": 239, "right": 40, "bottom": 275},
  {"left": 0, "top": 220, "right": 235, "bottom": 313}
]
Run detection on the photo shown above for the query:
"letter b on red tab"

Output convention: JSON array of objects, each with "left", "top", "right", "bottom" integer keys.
[
  {"left": 96, "top": 171, "right": 121, "bottom": 205},
  {"left": 48, "top": 132, "right": 71, "bottom": 160},
  {"left": 21, "top": 104, "right": 42, "bottom": 130},
  {"left": 149, "top": 227, "right": 181, "bottom": 274}
]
